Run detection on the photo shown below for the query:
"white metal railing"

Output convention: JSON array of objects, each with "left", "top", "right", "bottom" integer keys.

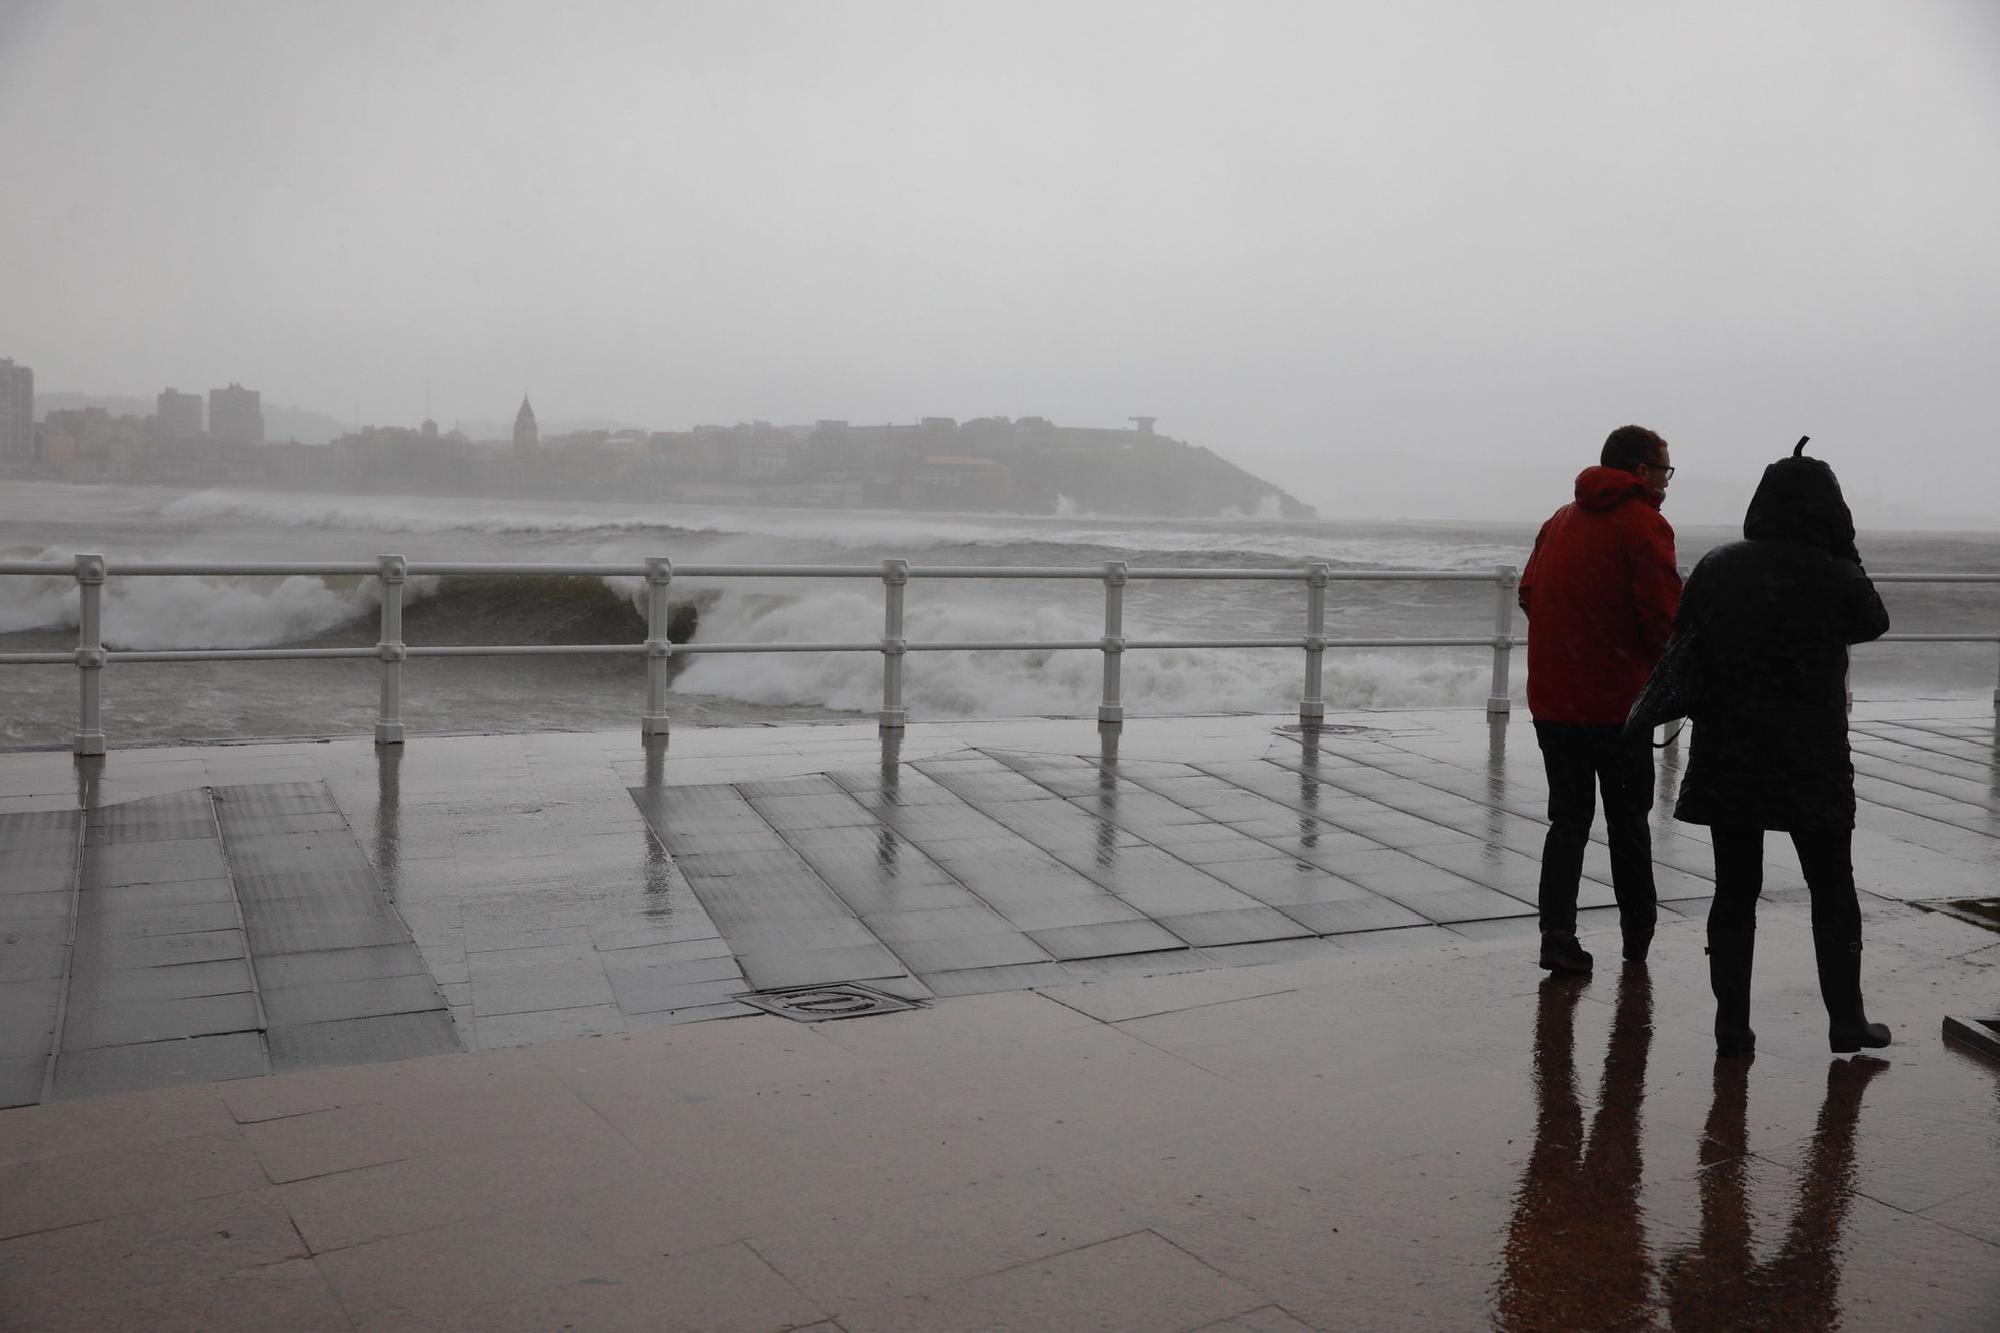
[{"left": 1, "top": 556, "right": 1995, "bottom": 754}]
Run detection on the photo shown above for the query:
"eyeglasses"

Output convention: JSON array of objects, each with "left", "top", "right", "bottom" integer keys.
[{"left": 1647, "top": 462, "right": 1676, "bottom": 481}]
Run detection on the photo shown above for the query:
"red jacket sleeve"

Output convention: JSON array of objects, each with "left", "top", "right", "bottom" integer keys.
[
  {"left": 1518, "top": 521, "right": 1549, "bottom": 618},
  {"left": 1630, "top": 516, "right": 1682, "bottom": 661}
]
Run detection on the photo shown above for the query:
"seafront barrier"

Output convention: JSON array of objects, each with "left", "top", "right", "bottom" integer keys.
[{"left": 2, "top": 555, "right": 1996, "bottom": 754}]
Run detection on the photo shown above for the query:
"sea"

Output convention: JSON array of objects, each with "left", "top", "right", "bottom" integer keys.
[{"left": 3, "top": 480, "right": 1996, "bottom": 749}]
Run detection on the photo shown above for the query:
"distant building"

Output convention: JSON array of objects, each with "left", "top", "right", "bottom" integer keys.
[
  {"left": 736, "top": 432, "right": 799, "bottom": 479},
  {"left": 513, "top": 396, "right": 538, "bottom": 449},
  {"left": 0, "top": 357, "right": 32, "bottom": 461},
  {"left": 156, "top": 387, "right": 204, "bottom": 441},
  {"left": 914, "top": 455, "right": 1010, "bottom": 508},
  {"left": 39, "top": 407, "right": 153, "bottom": 480},
  {"left": 208, "top": 383, "right": 264, "bottom": 445}
]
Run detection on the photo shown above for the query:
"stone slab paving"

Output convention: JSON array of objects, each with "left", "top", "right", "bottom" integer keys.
[
  {"left": 2, "top": 705, "right": 1996, "bottom": 1102},
  {"left": 1, "top": 782, "right": 458, "bottom": 1105},
  {"left": 0, "top": 903, "right": 1995, "bottom": 1328},
  {"left": 0, "top": 702, "right": 1997, "bottom": 1324}
]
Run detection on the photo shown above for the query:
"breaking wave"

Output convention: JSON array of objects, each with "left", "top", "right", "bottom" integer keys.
[
  {"left": 0, "top": 546, "right": 1491, "bottom": 716},
  {"left": 670, "top": 584, "right": 1494, "bottom": 717},
  {"left": 153, "top": 488, "right": 1530, "bottom": 569}
]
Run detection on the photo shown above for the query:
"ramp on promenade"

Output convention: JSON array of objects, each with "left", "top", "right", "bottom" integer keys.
[{"left": 1, "top": 704, "right": 1996, "bottom": 1327}]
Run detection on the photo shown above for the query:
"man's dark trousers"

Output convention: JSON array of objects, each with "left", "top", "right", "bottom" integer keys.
[{"left": 1533, "top": 721, "right": 1657, "bottom": 940}]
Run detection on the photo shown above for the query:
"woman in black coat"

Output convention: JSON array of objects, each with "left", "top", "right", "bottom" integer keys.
[{"left": 1671, "top": 443, "right": 1891, "bottom": 1056}]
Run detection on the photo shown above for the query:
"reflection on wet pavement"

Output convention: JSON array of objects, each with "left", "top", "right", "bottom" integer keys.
[
  {"left": 1663, "top": 1055, "right": 1885, "bottom": 1330},
  {"left": 5, "top": 704, "right": 1999, "bottom": 1100},
  {"left": 1499, "top": 966, "right": 1655, "bottom": 1329},
  {"left": 1, "top": 705, "right": 1997, "bottom": 1325},
  {"left": 1495, "top": 963, "right": 1952, "bottom": 1330}
]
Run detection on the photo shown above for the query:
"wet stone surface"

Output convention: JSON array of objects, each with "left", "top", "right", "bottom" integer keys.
[
  {"left": 2, "top": 783, "right": 457, "bottom": 1104},
  {"left": 0, "top": 705, "right": 1996, "bottom": 1325},
  {"left": 0, "top": 706, "right": 1997, "bottom": 1101}
]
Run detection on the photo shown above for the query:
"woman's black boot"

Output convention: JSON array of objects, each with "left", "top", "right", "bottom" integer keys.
[
  {"left": 1707, "top": 924, "right": 1756, "bottom": 1057},
  {"left": 1815, "top": 934, "right": 1891, "bottom": 1053}
]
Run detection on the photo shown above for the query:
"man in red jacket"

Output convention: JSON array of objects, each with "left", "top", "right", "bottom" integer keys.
[{"left": 1518, "top": 425, "right": 1682, "bottom": 974}]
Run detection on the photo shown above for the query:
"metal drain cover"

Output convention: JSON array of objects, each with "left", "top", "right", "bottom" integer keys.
[{"left": 736, "top": 982, "right": 924, "bottom": 1023}]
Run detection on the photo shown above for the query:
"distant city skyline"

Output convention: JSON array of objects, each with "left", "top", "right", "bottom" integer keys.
[
  {"left": 10, "top": 357, "right": 1998, "bottom": 530},
  {"left": 6, "top": 3, "right": 1995, "bottom": 529},
  {"left": 21, "top": 369, "right": 1178, "bottom": 447}
]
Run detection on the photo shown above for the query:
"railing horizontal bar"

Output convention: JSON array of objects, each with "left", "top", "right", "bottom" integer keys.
[
  {"left": 1322, "top": 636, "right": 1501, "bottom": 649},
  {"left": 1127, "top": 637, "right": 1309, "bottom": 649},
  {"left": 1128, "top": 636, "right": 1503, "bottom": 649},
  {"left": 668, "top": 641, "right": 883, "bottom": 655},
  {"left": 406, "top": 563, "right": 646, "bottom": 577},
  {"left": 1128, "top": 568, "right": 1494, "bottom": 582},
  {"left": 109, "top": 562, "right": 381, "bottom": 577},
  {"left": 675, "top": 564, "right": 920, "bottom": 579},
  {"left": 404, "top": 644, "right": 644, "bottom": 657},
  {"left": 899, "top": 566, "right": 1128, "bottom": 580},
  {"left": 0, "top": 652, "right": 75, "bottom": 665},
  {"left": 107, "top": 647, "right": 380, "bottom": 662},
  {"left": 668, "top": 636, "right": 1510, "bottom": 654},
  {"left": 7, "top": 562, "right": 1996, "bottom": 585},
  {"left": 1873, "top": 633, "right": 2000, "bottom": 643},
  {"left": 907, "top": 640, "right": 1103, "bottom": 652}
]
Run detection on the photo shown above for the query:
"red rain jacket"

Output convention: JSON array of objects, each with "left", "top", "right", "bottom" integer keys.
[{"left": 1519, "top": 467, "right": 1682, "bottom": 724}]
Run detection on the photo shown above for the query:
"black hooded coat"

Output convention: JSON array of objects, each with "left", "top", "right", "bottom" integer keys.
[{"left": 1671, "top": 453, "right": 1889, "bottom": 831}]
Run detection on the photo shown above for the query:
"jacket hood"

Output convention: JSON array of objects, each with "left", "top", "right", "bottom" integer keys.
[
  {"left": 1743, "top": 450, "right": 1856, "bottom": 556},
  {"left": 1573, "top": 465, "right": 1661, "bottom": 512}
]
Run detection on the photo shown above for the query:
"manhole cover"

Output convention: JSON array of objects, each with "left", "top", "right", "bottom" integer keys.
[{"left": 735, "top": 982, "right": 924, "bottom": 1023}]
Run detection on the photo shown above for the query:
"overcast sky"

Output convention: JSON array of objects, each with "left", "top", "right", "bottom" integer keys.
[{"left": 3, "top": 1, "right": 1996, "bottom": 526}]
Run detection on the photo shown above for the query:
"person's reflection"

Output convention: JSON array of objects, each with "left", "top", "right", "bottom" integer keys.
[
  {"left": 1663, "top": 1055, "right": 1885, "bottom": 1330},
  {"left": 1497, "top": 964, "right": 1654, "bottom": 1330}
]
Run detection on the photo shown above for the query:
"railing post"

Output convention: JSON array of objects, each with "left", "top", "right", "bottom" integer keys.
[
  {"left": 880, "top": 559, "right": 908, "bottom": 730},
  {"left": 73, "top": 553, "right": 106, "bottom": 756},
  {"left": 1097, "top": 561, "right": 1127, "bottom": 725},
  {"left": 642, "top": 556, "right": 673, "bottom": 738},
  {"left": 375, "top": 554, "right": 406, "bottom": 745},
  {"left": 1487, "top": 564, "right": 1517, "bottom": 717},
  {"left": 1300, "top": 563, "right": 1328, "bottom": 726}
]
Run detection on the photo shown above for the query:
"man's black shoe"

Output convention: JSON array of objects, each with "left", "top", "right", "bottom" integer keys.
[
  {"left": 1622, "top": 931, "right": 1653, "bottom": 963},
  {"left": 1539, "top": 933, "right": 1594, "bottom": 975}
]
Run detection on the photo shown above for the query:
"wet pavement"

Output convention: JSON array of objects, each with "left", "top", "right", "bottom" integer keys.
[{"left": 1, "top": 703, "right": 1997, "bottom": 1327}]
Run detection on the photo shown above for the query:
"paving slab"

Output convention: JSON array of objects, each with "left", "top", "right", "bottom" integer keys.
[{"left": 1, "top": 705, "right": 1997, "bottom": 1326}]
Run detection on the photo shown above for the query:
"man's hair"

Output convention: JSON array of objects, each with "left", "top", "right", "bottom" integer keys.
[{"left": 1601, "top": 425, "right": 1668, "bottom": 472}]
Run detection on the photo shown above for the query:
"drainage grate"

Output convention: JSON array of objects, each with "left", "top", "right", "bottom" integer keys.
[{"left": 735, "top": 982, "right": 925, "bottom": 1023}]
